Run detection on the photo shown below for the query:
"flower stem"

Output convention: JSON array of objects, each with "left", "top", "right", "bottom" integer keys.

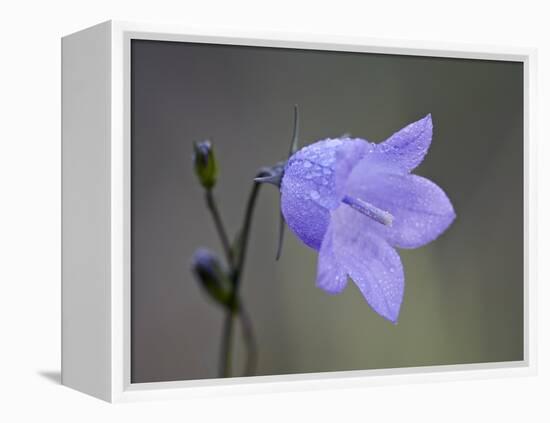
[
  {"left": 219, "top": 310, "right": 235, "bottom": 378},
  {"left": 204, "top": 178, "right": 265, "bottom": 378},
  {"left": 232, "top": 180, "right": 264, "bottom": 285},
  {"left": 205, "top": 189, "right": 233, "bottom": 267},
  {"left": 239, "top": 304, "right": 258, "bottom": 376}
]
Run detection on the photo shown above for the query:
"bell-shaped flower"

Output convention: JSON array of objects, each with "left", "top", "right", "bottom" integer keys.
[{"left": 280, "top": 115, "right": 455, "bottom": 323}]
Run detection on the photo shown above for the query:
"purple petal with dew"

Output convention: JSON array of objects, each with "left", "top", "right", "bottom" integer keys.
[
  {"left": 332, "top": 138, "right": 372, "bottom": 196},
  {"left": 316, "top": 223, "right": 348, "bottom": 294},
  {"left": 280, "top": 179, "right": 330, "bottom": 250},
  {"left": 346, "top": 169, "right": 456, "bottom": 249},
  {"left": 331, "top": 205, "right": 405, "bottom": 323},
  {"left": 281, "top": 138, "right": 367, "bottom": 251},
  {"left": 371, "top": 114, "right": 433, "bottom": 173}
]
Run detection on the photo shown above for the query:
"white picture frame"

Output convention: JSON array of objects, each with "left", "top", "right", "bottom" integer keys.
[{"left": 61, "top": 20, "right": 537, "bottom": 403}]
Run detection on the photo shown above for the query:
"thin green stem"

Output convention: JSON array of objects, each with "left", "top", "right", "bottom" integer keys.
[
  {"left": 232, "top": 180, "right": 263, "bottom": 285},
  {"left": 219, "top": 310, "right": 235, "bottom": 378},
  {"left": 205, "top": 189, "right": 233, "bottom": 267},
  {"left": 226, "top": 175, "right": 267, "bottom": 376},
  {"left": 207, "top": 173, "right": 266, "bottom": 378},
  {"left": 239, "top": 304, "right": 258, "bottom": 376}
]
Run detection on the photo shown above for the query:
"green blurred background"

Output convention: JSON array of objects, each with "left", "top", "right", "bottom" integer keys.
[{"left": 131, "top": 40, "right": 523, "bottom": 383}]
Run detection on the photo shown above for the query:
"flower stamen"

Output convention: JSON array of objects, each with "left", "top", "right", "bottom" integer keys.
[{"left": 342, "top": 195, "right": 394, "bottom": 226}]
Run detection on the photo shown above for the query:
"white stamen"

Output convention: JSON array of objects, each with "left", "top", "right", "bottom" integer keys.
[{"left": 342, "top": 195, "right": 394, "bottom": 226}]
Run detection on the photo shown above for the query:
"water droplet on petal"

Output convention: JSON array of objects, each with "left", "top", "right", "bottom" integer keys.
[{"left": 309, "top": 190, "right": 320, "bottom": 200}]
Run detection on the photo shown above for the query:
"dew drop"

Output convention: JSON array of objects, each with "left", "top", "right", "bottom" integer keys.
[
  {"left": 309, "top": 190, "right": 320, "bottom": 200},
  {"left": 319, "top": 198, "right": 332, "bottom": 208}
]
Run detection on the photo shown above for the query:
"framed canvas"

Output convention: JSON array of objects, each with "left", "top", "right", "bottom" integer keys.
[{"left": 61, "top": 20, "right": 537, "bottom": 402}]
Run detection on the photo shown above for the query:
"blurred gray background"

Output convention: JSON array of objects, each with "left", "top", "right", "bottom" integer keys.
[{"left": 131, "top": 40, "right": 523, "bottom": 383}]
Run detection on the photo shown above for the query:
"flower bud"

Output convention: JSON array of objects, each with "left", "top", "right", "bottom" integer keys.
[
  {"left": 191, "top": 248, "right": 232, "bottom": 307},
  {"left": 193, "top": 140, "right": 218, "bottom": 190}
]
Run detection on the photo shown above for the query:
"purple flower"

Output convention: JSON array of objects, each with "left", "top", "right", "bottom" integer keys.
[{"left": 280, "top": 114, "right": 455, "bottom": 323}]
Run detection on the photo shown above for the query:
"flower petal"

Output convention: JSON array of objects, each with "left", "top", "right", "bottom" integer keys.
[
  {"left": 332, "top": 206, "right": 405, "bottom": 323},
  {"left": 347, "top": 170, "right": 456, "bottom": 249},
  {"left": 280, "top": 182, "right": 330, "bottom": 250},
  {"left": 374, "top": 114, "right": 433, "bottom": 173},
  {"left": 316, "top": 224, "right": 348, "bottom": 294},
  {"left": 281, "top": 138, "right": 367, "bottom": 250}
]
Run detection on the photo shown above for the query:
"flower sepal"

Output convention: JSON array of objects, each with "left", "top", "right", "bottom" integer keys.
[
  {"left": 252, "top": 105, "right": 301, "bottom": 260},
  {"left": 254, "top": 162, "right": 286, "bottom": 188}
]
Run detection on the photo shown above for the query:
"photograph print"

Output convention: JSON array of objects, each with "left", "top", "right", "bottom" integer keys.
[{"left": 130, "top": 40, "right": 524, "bottom": 383}]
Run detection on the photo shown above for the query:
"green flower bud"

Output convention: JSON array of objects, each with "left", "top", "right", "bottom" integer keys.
[
  {"left": 191, "top": 248, "right": 233, "bottom": 308},
  {"left": 193, "top": 140, "right": 218, "bottom": 190}
]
